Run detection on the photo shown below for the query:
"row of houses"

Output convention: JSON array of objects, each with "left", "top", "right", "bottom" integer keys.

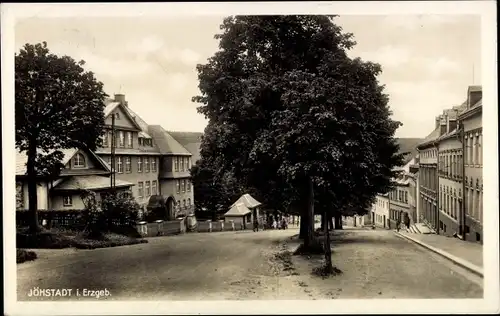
[
  {"left": 16, "top": 94, "right": 203, "bottom": 220},
  {"left": 367, "top": 151, "right": 420, "bottom": 230},
  {"left": 368, "top": 85, "right": 483, "bottom": 244},
  {"left": 417, "top": 85, "right": 483, "bottom": 243}
]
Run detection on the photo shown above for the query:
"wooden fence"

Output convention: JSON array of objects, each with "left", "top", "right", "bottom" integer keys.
[{"left": 16, "top": 210, "right": 136, "bottom": 230}]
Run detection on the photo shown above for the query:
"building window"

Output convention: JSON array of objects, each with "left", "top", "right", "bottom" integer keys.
[
  {"left": 102, "top": 132, "right": 108, "bottom": 147},
  {"left": 117, "top": 157, "right": 123, "bottom": 173},
  {"left": 63, "top": 195, "right": 72, "bottom": 206},
  {"left": 404, "top": 191, "right": 408, "bottom": 204},
  {"left": 152, "top": 180, "right": 157, "bottom": 195},
  {"left": 174, "top": 157, "right": 179, "bottom": 172},
  {"left": 145, "top": 157, "right": 150, "bottom": 172},
  {"left": 187, "top": 181, "right": 191, "bottom": 192},
  {"left": 151, "top": 158, "right": 157, "bottom": 172},
  {"left": 119, "top": 131, "right": 125, "bottom": 147},
  {"left": 183, "top": 199, "right": 186, "bottom": 209},
  {"left": 180, "top": 157, "right": 184, "bottom": 172},
  {"left": 137, "top": 157, "right": 143, "bottom": 173},
  {"left": 138, "top": 182, "right": 144, "bottom": 199},
  {"left": 108, "top": 131, "right": 113, "bottom": 147},
  {"left": 127, "top": 132, "right": 133, "bottom": 148},
  {"left": 475, "top": 134, "right": 480, "bottom": 165},
  {"left": 186, "top": 157, "right": 190, "bottom": 170},
  {"left": 114, "top": 112, "right": 120, "bottom": 120},
  {"left": 125, "top": 156, "right": 131, "bottom": 173},
  {"left": 138, "top": 137, "right": 143, "bottom": 146},
  {"left": 180, "top": 179, "right": 185, "bottom": 193},
  {"left": 176, "top": 180, "right": 180, "bottom": 194},
  {"left": 188, "top": 198, "right": 191, "bottom": 206},
  {"left": 73, "top": 153, "right": 86, "bottom": 168},
  {"left": 145, "top": 181, "right": 151, "bottom": 197},
  {"left": 479, "top": 134, "right": 482, "bottom": 166},
  {"left": 468, "top": 135, "right": 473, "bottom": 165},
  {"left": 107, "top": 156, "right": 113, "bottom": 171}
]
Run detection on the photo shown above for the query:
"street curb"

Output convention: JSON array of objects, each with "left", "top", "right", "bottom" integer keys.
[{"left": 394, "top": 231, "right": 484, "bottom": 278}]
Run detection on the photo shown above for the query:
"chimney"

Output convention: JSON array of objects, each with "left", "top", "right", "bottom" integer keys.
[
  {"left": 114, "top": 94, "right": 127, "bottom": 106},
  {"left": 467, "top": 86, "right": 482, "bottom": 108},
  {"left": 439, "top": 114, "right": 447, "bottom": 136},
  {"left": 449, "top": 119, "right": 458, "bottom": 132}
]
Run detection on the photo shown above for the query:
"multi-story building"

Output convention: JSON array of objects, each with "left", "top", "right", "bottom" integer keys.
[
  {"left": 148, "top": 125, "right": 194, "bottom": 219},
  {"left": 409, "top": 156, "right": 420, "bottom": 223},
  {"left": 458, "top": 85, "right": 483, "bottom": 243},
  {"left": 416, "top": 85, "right": 483, "bottom": 243},
  {"left": 371, "top": 194, "right": 389, "bottom": 228},
  {"left": 95, "top": 94, "right": 162, "bottom": 214},
  {"left": 417, "top": 127, "right": 440, "bottom": 232},
  {"left": 388, "top": 172, "right": 411, "bottom": 228},
  {"left": 95, "top": 94, "right": 195, "bottom": 220},
  {"left": 437, "top": 105, "right": 465, "bottom": 237}
]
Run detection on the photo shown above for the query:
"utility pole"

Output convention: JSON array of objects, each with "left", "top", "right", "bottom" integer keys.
[
  {"left": 472, "top": 64, "right": 475, "bottom": 84},
  {"left": 110, "top": 113, "right": 116, "bottom": 190}
]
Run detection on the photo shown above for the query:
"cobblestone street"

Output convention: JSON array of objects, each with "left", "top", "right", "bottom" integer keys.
[{"left": 18, "top": 228, "right": 482, "bottom": 301}]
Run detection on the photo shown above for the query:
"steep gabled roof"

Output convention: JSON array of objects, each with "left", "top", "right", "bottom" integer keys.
[
  {"left": 124, "top": 106, "right": 153, "bottom": 138},
  {"left": 53, "top": 175, "right": 133, "bottom": 191},
  {"left": 231, "top": 193, "right": 262, "bottom": 209},
  {"left": 225, "top": 202, "right": 252, "bottom": 216},
  {"left": 103, "top": 99, "right": 143, "bottom": 131},
  {"left": 16, "top": 148, "right": 110, "bottom": 176},
  {"left": 417, "top": 127, "right": 441, "bottom": 149},
  {"left": 147, "top": 125, "right": 192, "bottom": 156},
  {"left": 16, "top": 148, "right": 77, "bottom": 176},
  {"left": 396, "top": 138, "right": 424, "bottom": 165},
  {"left": 168, "top": 131, "right": 203, "bottom": 163}
]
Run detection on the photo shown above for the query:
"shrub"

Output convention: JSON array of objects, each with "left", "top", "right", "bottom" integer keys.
[
  {"left": 17, "top": 249, "right": 38, "bottom": 263},
  {"left": 73, "top": 233, "right": 148, "bottom": 249},
  {"left": 100, "top": 191, "right": 140, "bottom": 227},
  {"left": 17, "top": 227, "right": 74, "bottom": 249}
]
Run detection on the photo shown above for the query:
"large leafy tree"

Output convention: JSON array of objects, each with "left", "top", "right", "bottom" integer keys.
[
  {"left": 15, "top": 42, "right": 107, "bottom": 232},
  {"left": 193, "top": 16, "right": 403, "bottom": 267}
]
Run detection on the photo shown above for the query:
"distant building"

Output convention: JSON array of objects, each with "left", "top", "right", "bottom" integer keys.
[
  {"left": 371, "top": 194, "right": 389, "bottom": 228},
  {"left": 369, "top": 138, "right": 423, "bottom": 229},
  {"left": 388, "top": 157, "right": 418, "bottom": 228}
]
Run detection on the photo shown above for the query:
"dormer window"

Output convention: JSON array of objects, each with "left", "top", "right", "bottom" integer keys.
[
  {"left": 139, "top": 137, "right": 143, "bottom": 146},
  {"left": 73, "top": 153, "right": 85, "bottom": 168},
  {"left": 114, "top": 112, "right": 120, "bottom": 120}
]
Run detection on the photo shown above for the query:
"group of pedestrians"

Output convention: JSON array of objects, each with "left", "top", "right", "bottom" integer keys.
[{"left": 253, "top": 215, "right": 289, "bottom": 232}]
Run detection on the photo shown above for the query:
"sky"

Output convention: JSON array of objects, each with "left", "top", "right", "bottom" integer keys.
[{"left": 14, "top": 14, "right": 481, "bottom": 138}]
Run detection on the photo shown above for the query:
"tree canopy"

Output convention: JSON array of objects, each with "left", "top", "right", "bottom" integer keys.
[
  {"left": 192, "top": 16, "right": 404, "bottom": 225},
  {"left": 15, "top": 42, "right": 108, "bottom": 231}
]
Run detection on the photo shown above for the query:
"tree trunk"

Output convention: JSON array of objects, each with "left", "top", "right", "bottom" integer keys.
[
  {"left": 27, "top": 140, "right": 40, "bottom": 233},
  {"left": 304, "top": 177, "right": 315, "bottom": 249},
  {"left": 299, "top": 212, "right": 307, "bottom": 239},
  {"left": 334, "top": 215, "right": 343, "bottom": 230},
  {"left": 320, "top": 213, "right": 325, "bottom": 230},
  {"left": 328, "top": 215, "right": 334, "bottom": 230},
  {"left": 323, "top": 209, "right": 333, "bottom": 272}
]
